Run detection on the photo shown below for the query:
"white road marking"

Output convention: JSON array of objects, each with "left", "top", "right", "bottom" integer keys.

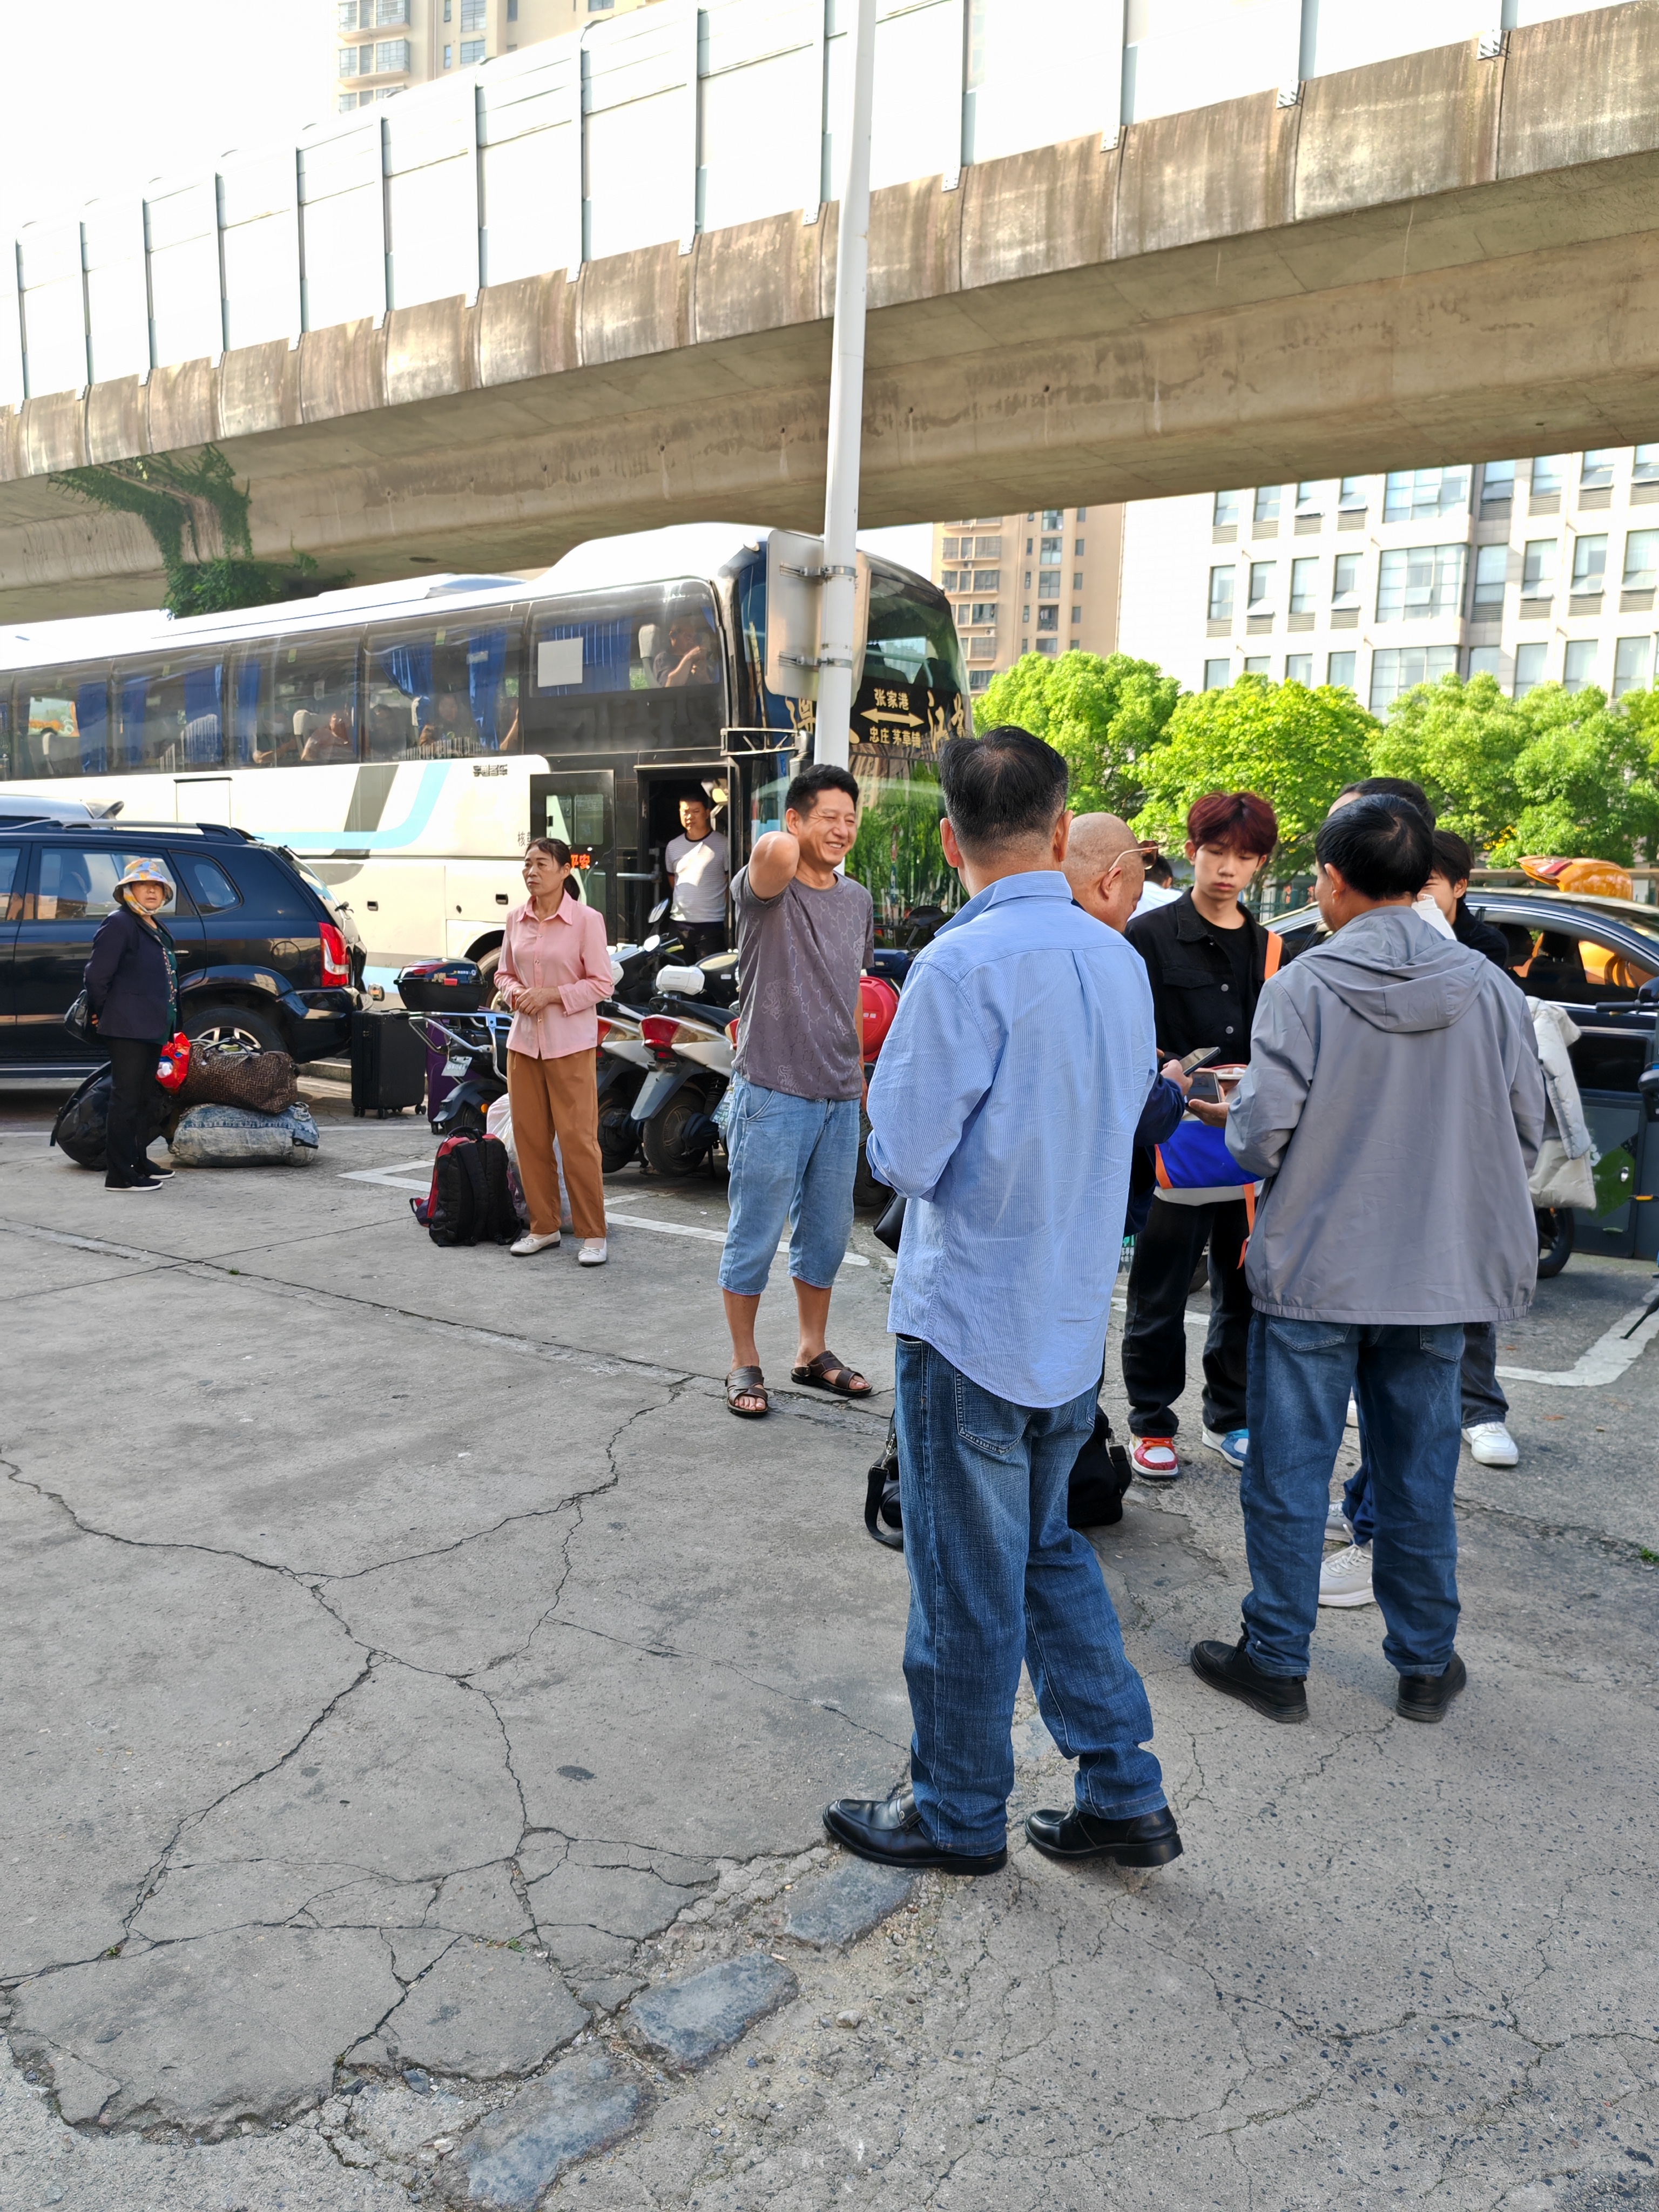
[
  {"left": 340, "top": 1163, "right": 433, "bottom": 1192},
  {"left": 1497, "top": 1303, "right": 1659, "bottom": 1387}
]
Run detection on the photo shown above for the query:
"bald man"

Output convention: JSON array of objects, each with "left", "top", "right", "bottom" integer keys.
[{"left": 1063, "top": 813, "right": 1148, "bottom": 934}]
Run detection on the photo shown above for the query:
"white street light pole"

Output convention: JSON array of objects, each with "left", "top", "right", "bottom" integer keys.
[{"left": 812, "top": 0, "right": 878, "bottom": 771}]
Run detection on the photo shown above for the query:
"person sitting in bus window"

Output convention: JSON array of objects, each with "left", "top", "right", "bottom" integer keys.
[
  {"left": 366, "top": 702, "right": 412, "bottom": 760},
  {"left": 301, "top": 709, "right": 356, "bottom": 764},
  {"left": 418, "top": 691, "right": 479, "bottom": 756},
  {"left": 653, "top": 615, "right": 717, "bottom": 689}
]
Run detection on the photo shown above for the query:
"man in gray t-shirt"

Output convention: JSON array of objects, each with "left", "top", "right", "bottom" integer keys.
[{"left": 718, "top": 764, "right": 876, "bottom": 1419}]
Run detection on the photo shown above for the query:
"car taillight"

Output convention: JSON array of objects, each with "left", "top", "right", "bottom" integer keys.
[
  {"left": 320, "top": 921, "right": 350, "bottom": 985},
  {"left": 641, "top": 1015, "right": 679, "bottom": 1051}
]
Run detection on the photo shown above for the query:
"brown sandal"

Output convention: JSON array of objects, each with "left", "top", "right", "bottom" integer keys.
[
  {"left": 790, "top": 1349, "right": 873, "bottom": 1399},
  {"left": 725, "top": 1366, "right": 770, "bottom": 1418}
]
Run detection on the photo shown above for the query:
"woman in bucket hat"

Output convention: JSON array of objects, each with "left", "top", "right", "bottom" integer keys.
[{"left": 83, "top": 858, "right": 179, "bottom": 1192}]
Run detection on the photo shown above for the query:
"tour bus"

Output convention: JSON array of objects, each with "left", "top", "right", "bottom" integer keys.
[{"left": 0, "top": 529, "right": 968, "bottom": 990}]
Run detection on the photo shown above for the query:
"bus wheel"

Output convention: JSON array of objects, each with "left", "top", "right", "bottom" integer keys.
[{"left": 186, "top": 1001, "right": 285, "bottom": 1054}]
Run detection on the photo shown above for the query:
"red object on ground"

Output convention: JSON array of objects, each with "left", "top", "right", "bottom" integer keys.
[{"left": 155, "top": 1033, "right": 192, "bottom": 1091}]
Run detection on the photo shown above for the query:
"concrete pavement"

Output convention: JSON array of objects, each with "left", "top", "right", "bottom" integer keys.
[{"left": 1, "top": 1084, "right": 1656, "bottom": 2211}]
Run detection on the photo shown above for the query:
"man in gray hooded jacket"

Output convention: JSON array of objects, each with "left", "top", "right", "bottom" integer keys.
[{"left": 1190, "top": 796, "right": 1546, "bottom": 1726}]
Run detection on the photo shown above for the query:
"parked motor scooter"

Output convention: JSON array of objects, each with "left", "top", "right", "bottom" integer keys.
[
  {"left": 626, "top": 952, "right": 740, "bottom": 1177},
  {"left": 406, "top": 1011, "right": 510, "bottom": 1138}
]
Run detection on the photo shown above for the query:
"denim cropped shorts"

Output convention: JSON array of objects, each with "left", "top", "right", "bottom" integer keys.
[{"left": 718, "top": 1079, "right": 860, "bottom": 1296}]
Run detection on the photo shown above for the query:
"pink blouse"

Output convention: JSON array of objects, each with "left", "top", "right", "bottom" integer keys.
[{"left": 496, "top": 895, "right": 613, "bottom": 1058}]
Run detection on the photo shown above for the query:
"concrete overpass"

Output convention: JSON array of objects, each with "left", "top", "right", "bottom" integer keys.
[{"left": 5, "top": 0, "right": 1659, "bottom": 615}]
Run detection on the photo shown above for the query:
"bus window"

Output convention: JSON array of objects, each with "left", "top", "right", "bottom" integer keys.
[
  {"left": 849, "top": 760, "right": 958, "bottom": 943},
  {"left": 111, "top": 655, "right": 230, "bottom": 772},
  {"left": 365, "top": 614, "right": 525, "bottom": 759},
  {"left": 267, "top": 631, "right": 362, "bottom": 765},
  {"left": 861, "top": 565, "right": 969, "bottom": 699},
  {"left": 523, "top": 582, "right": 725, "bottom": 752},
  {"left": 14, "top": 670, "right": 115, "bottom": 778}
]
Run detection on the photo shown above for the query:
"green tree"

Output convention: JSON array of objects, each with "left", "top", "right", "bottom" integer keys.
[
  {"left": 974, "top": 650, "right": 1179, "bottom": 818},
  {"left": 1132, "top": 675, "right": 1377, "bottom": 874},
  {"left": 1367, "top": 671, "right": 1524, "bottom": 851},
  {"left": 1504, "top": 683, "right": 1659, "bottom": 863}
]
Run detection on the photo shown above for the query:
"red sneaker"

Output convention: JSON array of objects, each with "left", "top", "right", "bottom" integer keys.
[{"left": 1130, "top": 1437, "right": 1180, "bottom": 1483}]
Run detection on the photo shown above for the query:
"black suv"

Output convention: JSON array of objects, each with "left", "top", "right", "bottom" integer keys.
[{"left": 0, "top": 815, "right": 365, "bottom": 1074}]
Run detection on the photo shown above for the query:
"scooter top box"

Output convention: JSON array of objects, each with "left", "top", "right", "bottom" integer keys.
[{"left": 397, "top": 960, "right": 487, "bottom": 1014}]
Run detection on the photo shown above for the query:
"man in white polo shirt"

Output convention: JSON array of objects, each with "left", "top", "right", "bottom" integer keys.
[{"left": 665, "top": 790, "right": 730, "bottom": 957}]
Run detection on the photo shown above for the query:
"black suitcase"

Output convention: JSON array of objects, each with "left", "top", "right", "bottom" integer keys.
[{"left": 351, "top": 1010, "right": 427, "bottom": 1118}]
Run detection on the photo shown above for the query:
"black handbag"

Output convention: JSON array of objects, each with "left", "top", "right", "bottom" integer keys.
[
  {"left": 873, "top": 1190, "right": 906, "bottom": 1252},
  {"left": 63, "top": 990, "right": 94, "bottom": 1044}
]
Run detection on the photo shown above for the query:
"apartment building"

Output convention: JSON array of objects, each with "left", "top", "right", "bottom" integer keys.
[
  {"left": 333, "top": 0, "right": 657, "bottom": 112},
  {"left": 1118, "top": 446, "right": 1659, "bottom": 713},
  {"left": 932, "top": 505, "right": 1126, "bottom": 693}
]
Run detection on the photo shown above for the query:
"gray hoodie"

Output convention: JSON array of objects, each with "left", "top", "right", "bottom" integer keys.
[{"left": 1225, "top": 906, "right": 1546, "bottom": 1325}]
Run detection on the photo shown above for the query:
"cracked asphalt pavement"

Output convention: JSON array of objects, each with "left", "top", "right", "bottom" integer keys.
[{"left": 2, "top": 1088, "right": 1656, "bottom": 2211}]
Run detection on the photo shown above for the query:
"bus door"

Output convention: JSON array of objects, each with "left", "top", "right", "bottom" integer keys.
[
  {"left": 633, "top": 762, "right": 729, "bottom": 944},
  {"left": 529, "top": 772, "right": 615, "bottom": 937}
]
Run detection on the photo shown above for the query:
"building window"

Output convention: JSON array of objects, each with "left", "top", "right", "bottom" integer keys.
[
  {"left": 339, "top": 44, "right": 365, "bottom": 72},
  {"left": 1289, "top": 556, "right": 1317, "bottom": 615},
  {"left": 1382, "top": 468, "right": 1470, "bottom": 522},
  {"left": 1022, "top": 606, "right": 1030, "bottom": 624},
  {"left": 1203, "top": 659, "right": 1230, "bottom": 690},
  {"left": 461, "top": 0, "right": 486, "bottom": 25},
  {"left": 1338, "top": 477, "right": 1368, "bottom": 511},
  {"left": 1026, "top": 537, "right": 1034, "bottom": 555},
  {"left": 1070, "top": 606, "right": 1082, "bottom": 625},
  {"left": 1480, "top": 461, "right": 1516, "bottom": 504},
  {"left": 969, "top": 603, "right": 999, "bottom": 625},
  {"left": 374, "top": 38, "right": 410, "bottom": 70},
  {"left": 967, "top": 636, "right": 999, "bottom": 660},
  {"left": 1327, "top": 650, "right": 1357, "bottom": 689},
  {"left": 1073, "top": 571, "right": 1083, "bottom": 591},
  {"left": 376, "top": 0, "right": 409, "bottom": 18},
  {"left": 1514, "top": 640, "right": 1548, "bottom": 696},
  {"left": 1253, "top": 485, "right": 1281, "bottom": 525},
  {"left": 1635, "top": 446, "right": 1659, "bottom": 483},
  {"left": 1521, "top": 539, "right": 1557, "bottom": 598},
  {"left": 1037, "top": 568, "right": 1061, "bottom": 600},
  {"left": 1530, "top": 455, "right": 1565, "bottom": 497},
  {"left": 1562, "top": 638, "right": 1599, "bottom": 693},
  {"left": 1376, "top": 544, "right": 1466, "bottom": 622},
  {"left": 443, "top": 41, "right": 452, "bottom": 62},
  {"left": 1331, "top": 551, "right": 1361, "bottom": 609},
  {"left": 1467, "top": 646, "right": 1505, "bottom": 680},
  {"left": 1570, "top": 535, "right": 1608, "bottom": 595},
  {"left": 589, "top": 1, "right": 616, "bottom": 12},
  {"left": 339, "top": 0, "right": 363, "bottom": 26},
  {"left": 507, "top": 0, "right": 518, "bottom": 15},
  {"left": 1295, "top": 481, "right": 1331, "bottom": 515},
  {"left": 1471, "top": 543, "right": 1507, "bottom": 614},
  {"left": 1613, "top": 636, "right": 1653, "bottom": 697},
  {"left": 1208, "top": 567, "right": 1235, "bottom": 622},
  {"left": 1247, "top": 559, "right": 1276, "bottom": 610},
  {"left": 938, "top": 569, "right": 959, "bottom": 592},
  {"left": 1368, "top": 645, "right": 1458, "bottom": 712},
  {"left": 968, "top": 669, "right": 994, "bottom": 693},
  {"left": 338, "top": 91, "right": 359, "bottom": 108},
  {"left": 972, "top": 568, "right": 999, "bottom": 591},
  {"left": 1076, "top": 508, "right": 1087, "bottom": 521},
  {"left": 1040, "top": 535, "right": 1062, "bottom": 558},
  {"left": 1036, "top": 605, "right": 1059, "bottom": 631},
  {"left": 1042, "top": 509, "right": 1063, "bottom": 529},
  {"left": 974, "top": 535, "right": 1002, "bottom": 558},
  {"left": 1037, "top": 637, "right": 1059, "bottom": 655},
  {"left": 1580, "top": 450, "right": 1618, "bottom": 490},
  {"left": 1213, "top": 489, "right": 1243, "bottom": 528},
  {"left": 1243, "top": 657, "right": 1270, "bottom": 675},
  {"left": 1285, "top": 654, "right": 1312, "bottom": 684},
  {"left": 1023, "top": 570, "right": 1031, "bottom": 588},
  {"left": 1623, "top": 530, "right": 1659, "bottom": 589},
  {"left": 1074, "top": 539, "right": 1085, "bottom": 556},
  {"left": 444, "top": 0, "right": 451, "bottom": 15},
  {"left": 460, "top": 36, "right": 485, "bottom": 60}
]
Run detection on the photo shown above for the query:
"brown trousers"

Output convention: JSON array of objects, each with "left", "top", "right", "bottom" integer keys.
[{"left": 506, "top": 1048, "right": 606, "bottom": 1240}]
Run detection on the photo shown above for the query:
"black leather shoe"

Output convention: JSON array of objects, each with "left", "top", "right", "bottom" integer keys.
[
  {"left": 1024, "top": 1804, "right": 1183, "bottom": 1867},
  {"left": 1397, "top": 1650, "right": 1467, "bottom": 1723},
  {"left": 1191, "top": 1635, "right": 1309, "bottom": 1723},
  {"left": 824, "top": 1786, "right": 1007, "bottom": 1875}
]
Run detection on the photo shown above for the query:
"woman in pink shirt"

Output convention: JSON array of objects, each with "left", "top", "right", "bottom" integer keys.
[{"left": 496, "top": 837, "right": 613, "bottom": 1263}]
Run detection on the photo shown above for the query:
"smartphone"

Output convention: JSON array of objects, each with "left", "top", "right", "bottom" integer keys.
[{"left": 1179, "top": 1047, "right": 1220, "bottom": 1074}]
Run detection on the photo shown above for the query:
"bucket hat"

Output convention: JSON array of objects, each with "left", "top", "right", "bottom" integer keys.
[{"left": 114, "top": 857, "right": 175, "bottom": 897}]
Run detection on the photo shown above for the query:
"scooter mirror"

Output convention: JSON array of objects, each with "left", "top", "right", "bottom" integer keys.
[
  {"left": 649, "top": 898, "right": 670, "bottom": 923},
  {"left": 643, "top": 934, "right": 660, "bottom": 951}
]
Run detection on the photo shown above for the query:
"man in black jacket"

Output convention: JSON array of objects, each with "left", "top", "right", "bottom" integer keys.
[{"left": 1121, "top": 791, "right": 1279, "bottom": 1481}]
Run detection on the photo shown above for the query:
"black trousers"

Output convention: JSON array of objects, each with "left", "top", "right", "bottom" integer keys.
[
  {"left": 674, "top": 919, "right": 727, "bottom": 959},
  {"left": 104, "top": 1035, "right": 162, "bottom": 1186},
  {"left": 1121, "top": 1194, "right": 1252, "bottom": 1438}
]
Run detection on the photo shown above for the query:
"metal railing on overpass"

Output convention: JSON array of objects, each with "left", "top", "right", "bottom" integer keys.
[{"left": 0, "top": 0, "right": 1607, "bottom": 410}]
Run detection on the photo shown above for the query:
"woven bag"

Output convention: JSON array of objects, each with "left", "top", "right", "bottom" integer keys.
[{"left": 179, "top": 1043, "right": 299, "bottom": 1115}]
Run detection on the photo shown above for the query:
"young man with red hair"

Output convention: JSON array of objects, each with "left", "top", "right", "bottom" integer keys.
[{"left": 1122, "top": 791, "right": 1280, "bottom": 1481}]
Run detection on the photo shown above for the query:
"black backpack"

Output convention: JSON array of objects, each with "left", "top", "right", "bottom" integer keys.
[
  {"left": 50, "top": 1066, "right": 172, "bottom": 1172},
  {"left": 412, "top": 1132, "right": 517, "bottom": 1246},
  {"left": 862, "top": 1404, "right": 1132, "bottom": 1550}
]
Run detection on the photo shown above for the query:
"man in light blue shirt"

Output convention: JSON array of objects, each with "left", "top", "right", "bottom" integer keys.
[{"left": 823, "top": 728, "right": 1182, "bottom": 1879}]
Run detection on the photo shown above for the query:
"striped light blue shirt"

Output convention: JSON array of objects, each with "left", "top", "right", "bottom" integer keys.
[{"left": 867, "top": 871, "right": 1157, "bottom": 1408}]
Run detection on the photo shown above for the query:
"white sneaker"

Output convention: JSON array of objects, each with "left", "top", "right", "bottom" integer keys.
[
  {"left": 510, "top": 1231, "right": 561, "bottom": 1256},
  {"left": 1345, "top": 1392, "right": 1359, "bottom": 1428},
  {"left": 1462, "top": 1421, "right": 1519, "bottom": 1468},
  {"left": 577, "top": 1238, "right": 608, "bottom": 1266},
  {"left": 1318, "top": 1543, "right": 1375, "bottom": 1608},
  {"left": 1325, "top": 1501, "right": 1353, "bottom": 1545}
]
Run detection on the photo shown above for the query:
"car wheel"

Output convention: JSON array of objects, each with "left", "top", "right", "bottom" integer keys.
[
  {"left": 185, "top": 1001, "right": 285, "bottom": 1054},
  {"left": 477, "top": 947, "right": 502, "bottom": 1007},
  {"left": 1535, "top": 1205, "right": 1574, "bottom": 1279},
  {"left": 641, "top": 1087, "right": 717, "bottom": 1177}
]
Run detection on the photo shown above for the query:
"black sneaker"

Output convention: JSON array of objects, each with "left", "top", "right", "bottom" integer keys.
[
  {"left": 1190, "top": 1635, "right": 1309, "bottom": 1723},
  {"left": 144, "top": 1162, "right": 176, "bottom": 1178},
  {"left": 107, "top": 1177, "right": 165, "bottom": 1193},
  {"left": 1397, "top": 1651, "right": 1467, "bottom": 1723}
]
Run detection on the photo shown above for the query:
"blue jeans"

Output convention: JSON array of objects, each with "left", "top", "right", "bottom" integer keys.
[
  {"left": 1244, "top": 1314, "right": 1462, "bottom": 1680},
  {"left": 1342, "top": 1320, "right": 1506, "bottom": 1544},
  {"left": 895, "top": 1336, "right": 1166, "bottom": 1854},
  {"left": 717, "top": 1081, "right": 858, "bottom": 1296}
]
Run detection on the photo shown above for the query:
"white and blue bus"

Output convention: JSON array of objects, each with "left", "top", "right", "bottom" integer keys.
[{"left": 0, "top": 528, "right": 968, "bottom": 989}]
